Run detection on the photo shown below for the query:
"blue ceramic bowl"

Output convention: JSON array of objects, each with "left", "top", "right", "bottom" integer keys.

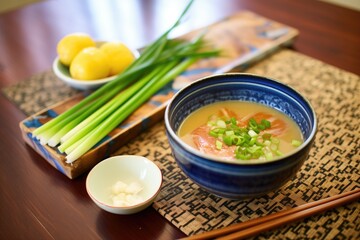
[{"left": 164, "top": 73, "right": 317, "bottom": 199}]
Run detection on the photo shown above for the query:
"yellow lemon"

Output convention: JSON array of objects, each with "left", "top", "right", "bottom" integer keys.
[
  {"left": 57, "top": 33, "right": 96, "bottom": 66},
  {"left": 100, "top": 42, "right": 135, "bottom": 76},
  {"left": 70, "top": 47, "right": 111, "bottom": 80}
]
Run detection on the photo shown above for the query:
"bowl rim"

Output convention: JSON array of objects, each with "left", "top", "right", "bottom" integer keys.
[
  {"left": 86, "top": 155, "right": 162, "bottom": 211},
  {"left": 164, "top": 73, "right": 317, "bottom": 165}
]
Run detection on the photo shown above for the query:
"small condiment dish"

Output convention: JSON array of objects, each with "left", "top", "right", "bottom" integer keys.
[
  {"left": 53, "top": 42, "right": 139, "bottom": 90},
  {"left": 86, "top": 155, "right": 162, "bottom": 215}
]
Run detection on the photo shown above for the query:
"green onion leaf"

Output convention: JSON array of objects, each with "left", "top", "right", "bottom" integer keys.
[{"left": 32, "top": 0, "right": 223, "bottom": 163}]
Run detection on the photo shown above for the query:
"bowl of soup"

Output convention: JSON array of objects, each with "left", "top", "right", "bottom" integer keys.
[{"left": 164, "top": 73, "right": 317, "bottom": 199}]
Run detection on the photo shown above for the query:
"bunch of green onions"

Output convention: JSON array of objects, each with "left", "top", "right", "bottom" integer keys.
[{"left": 32, "top": 0, "right": 220, "bottom": 163}]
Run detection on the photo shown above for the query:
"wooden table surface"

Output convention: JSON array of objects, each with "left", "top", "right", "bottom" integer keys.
[{"left": 0, "top": 0, "right": 359, "bottom": 239}]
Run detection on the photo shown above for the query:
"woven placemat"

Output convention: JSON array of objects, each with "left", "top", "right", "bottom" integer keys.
[
  {"left": 2, "top": 49, "right": 359, "bottom": 239},
  {"left": 2, "top": 71, "right": 80, "bottom": 116}
]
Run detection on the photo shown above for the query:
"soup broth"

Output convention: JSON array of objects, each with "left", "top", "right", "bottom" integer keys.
[{"left": 178, "top": 101, "right": 303, "bottom": 161}]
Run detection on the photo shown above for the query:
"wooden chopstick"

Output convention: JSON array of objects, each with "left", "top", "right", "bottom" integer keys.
[{"left": 180, "top": 188, "right": 360, "bottom": 240}]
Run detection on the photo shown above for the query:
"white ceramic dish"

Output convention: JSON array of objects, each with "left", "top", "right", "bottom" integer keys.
[
  {"left": 52, "top": 57, "right": 117, "bottom": 90},
  {"left": 53, "top": 42, "right": 139, "bottom": 90},
  {"left": 86, "top": 155, "right": 162, "bottom": 215}
]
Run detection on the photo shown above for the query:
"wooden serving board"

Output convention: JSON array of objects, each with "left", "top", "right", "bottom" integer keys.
[{"left": 19, "top": 11, "right": 298, "bottom": 179}]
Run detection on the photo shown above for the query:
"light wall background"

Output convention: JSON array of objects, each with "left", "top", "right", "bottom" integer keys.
[{"left": 0, "top": 0, "right": 359, "bottom": 14}]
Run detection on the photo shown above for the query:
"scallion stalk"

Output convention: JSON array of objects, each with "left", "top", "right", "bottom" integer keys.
[
  {"left": 31, "top": 0, "right": 222, "bottom": 163},
  {"left": 65, "top": 57, "right": 198, "bottom": 163},
  {"left": 58, "top": 61, "right": 177, "bottom": 153},
  {"left": 33, "top": 0, "right": 194, "bottom": 138}
]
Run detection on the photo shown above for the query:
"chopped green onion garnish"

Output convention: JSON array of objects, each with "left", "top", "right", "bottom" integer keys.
[
  {"left": 271, "top": 138, "right": 280, "bottom": 145},
  {"left": 275, "top": 150, "right": 283, "bottom": 156},
  {"left": 261, "top": 119, "right": 271, "bottom": 128},
  {"left": 216, "top": 140, "right": 223, "bottom": 150},
  {"left": 209, "top": 130, "right": 218, "bottom": 138},
  {"left": 262, "top": 133, "right": 272, "bottom": 140},
  {"left": 291, "top": 139, "right": 302, "bottom": 147},
  {"left": 270, "top": 144, "right": 278, "bottom": 151},
  {"left": 216, "top": 120, "right": 226, "bottom": 128},
  {"left": 265, "top": 151, "right": 273, "bottom": 160},
  {"left": 206, "top": 115, "right": 300, "bottom": 161},
  {"left": 248, "top": 130, "right": 257, "bottom": 137},
  {"left": 231, "top": 117, "right": 237, "bottom": 126},
  {"left": 249, "top": 137, "right": 257, "bottom": 146},
  {"left": 225, "top": 130, "right": 234, "bottom": 136},
  {"left": 223, "top": 136, "right": 233, "bottom": 146}
]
